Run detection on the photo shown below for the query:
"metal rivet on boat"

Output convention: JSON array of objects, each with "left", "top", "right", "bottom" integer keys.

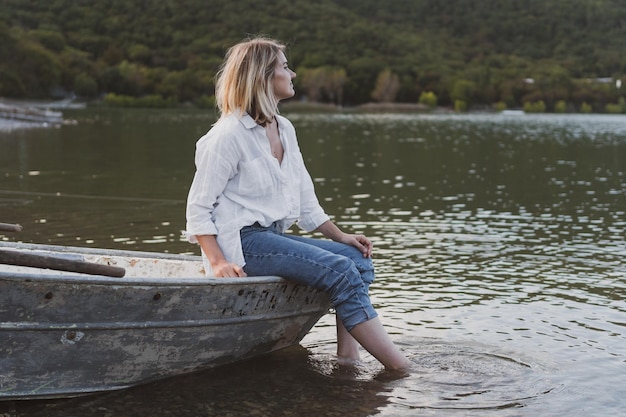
[
  {"left": 60, "top": 330, "right": 84, "bottom": 345},
  {"left": 45, "top": 292, "right": 53, "bottom": 300},
  {"left": 153, "top": 292, "right": 162, "bottom": 300}
]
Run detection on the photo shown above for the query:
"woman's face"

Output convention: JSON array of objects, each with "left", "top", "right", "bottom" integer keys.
[{"left": 272, "top": 51, "right": 296, "bottom": 101}]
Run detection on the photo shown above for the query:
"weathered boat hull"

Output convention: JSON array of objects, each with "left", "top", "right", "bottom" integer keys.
[
  {"left": 0, "top": 242, "right": 330, "bottom": 400},
  {"left": 0, "top": 103, "right": 63, "bottom": 124}
]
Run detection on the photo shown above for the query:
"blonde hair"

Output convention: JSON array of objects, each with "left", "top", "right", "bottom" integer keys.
[{"left": 215, "top": 37, "right": 286, "bottom": 126}]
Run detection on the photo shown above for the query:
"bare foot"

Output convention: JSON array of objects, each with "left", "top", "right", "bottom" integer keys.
[{"left": 337, "top": 355, "right": 365, "bottom": 368}]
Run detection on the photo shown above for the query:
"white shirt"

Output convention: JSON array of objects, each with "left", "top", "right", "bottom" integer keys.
[{"left": 185, "top": 112, "right": 329, "bottom": 273}]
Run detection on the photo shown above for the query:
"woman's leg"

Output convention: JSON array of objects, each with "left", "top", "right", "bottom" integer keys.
[
  {"left": 284, "top": 234, "right": 370, "bottom": 363},
  {"left": 336, "top": 315, "right": 361, "bottom": 363},
  {"left": 351, "top": 318, "right": 411, "bottom": 370},
  {"left": 241, "top": 226, "right": 410, "bottom": 370},
  {"left": 241, "top": 227, "right": 377, "bottom": 331}
]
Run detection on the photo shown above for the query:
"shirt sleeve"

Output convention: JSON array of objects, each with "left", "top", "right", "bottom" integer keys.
[
  {"left": 296, "top": 152, "right": 330, "bottom": 232},
  {"left": 184, "top": 130, "right": 239, "bottom": 243}
]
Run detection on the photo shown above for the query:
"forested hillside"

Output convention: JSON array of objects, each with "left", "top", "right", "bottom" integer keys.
[{"left": 1, "top": 0, "right": 625, "bottom": 111}]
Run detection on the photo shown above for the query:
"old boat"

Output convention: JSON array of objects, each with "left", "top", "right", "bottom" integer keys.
[
  {"left": 0, "top": 103, "right": 63, "bottom": 125},
  {"left": 0, "top": 240, "right": 330, "bottom": 400}
]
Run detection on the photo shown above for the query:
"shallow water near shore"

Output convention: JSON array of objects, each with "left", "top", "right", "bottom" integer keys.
[{"left": 1, "top": 109, "right": 625, "bottom": 416}]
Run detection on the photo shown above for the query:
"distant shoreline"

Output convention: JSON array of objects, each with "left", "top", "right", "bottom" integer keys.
[{"left": 281, "top": 101, "right": 451, "bottom": 113}]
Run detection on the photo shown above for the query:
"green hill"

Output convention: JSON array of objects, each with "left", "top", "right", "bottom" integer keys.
[{"left": 1, "top": 0, "right": 625, "bottom": 111}]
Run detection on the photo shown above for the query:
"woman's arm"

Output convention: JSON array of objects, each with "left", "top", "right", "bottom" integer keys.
[
  {"left": 315, "top": 220, "right": 373, "bottom": 258},
  {"left": 196, "top": 234, "right": 247, "bottom": 277}
]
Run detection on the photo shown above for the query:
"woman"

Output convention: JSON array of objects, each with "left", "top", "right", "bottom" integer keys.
[{"left": 185, "top": 36, "right": 411, "bottom": 371}]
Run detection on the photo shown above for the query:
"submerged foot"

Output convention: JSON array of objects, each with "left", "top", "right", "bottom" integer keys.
[
  {"left": 336, "top": 355, "right": 364, "bottom": 368},
  {"left": 331, "top": 355, "right": 369, "bottom": 380},
  {"left": 375, "top": 358, "right": 416, "bottom": 381}
]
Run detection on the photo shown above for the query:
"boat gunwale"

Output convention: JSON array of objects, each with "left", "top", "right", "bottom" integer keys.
[
  {"left": 0, "top": 241, "right": 201, "bottom": 261},
  {"left": 0, "top": 270, "right": 286, "bottom": 286},
  {"left": 0, "top": 241, "right": 287, "bottom": 286}
]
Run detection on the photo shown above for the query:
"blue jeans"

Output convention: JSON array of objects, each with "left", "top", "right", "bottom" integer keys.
[{"left": 240, "top": 223, "right": 378, "bottom": 331}]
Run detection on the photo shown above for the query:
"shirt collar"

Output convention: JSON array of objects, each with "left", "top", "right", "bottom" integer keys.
[
  {"left": 238, "top": 113, "right": 258, "bottom": 130},
  {"left": 238, "top": 112, "right": 284, "bottom": 131}
]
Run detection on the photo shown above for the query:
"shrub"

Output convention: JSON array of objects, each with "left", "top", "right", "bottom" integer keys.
[
  {"left": 450, "top": 79, "right": 477, "bottom": 107},
  {"left": 523, "top": 100, "right": 546, "bottom": 113},
  {"left": 103, "top": 93, "right": 177, "bottom": 108},
  {"left": 554, "top": 100, "right": 567, "bottom": 113},
  {"left": 494, "top": 101, "right": 507, "bottom": 112},
  {"left": 195, "top": 95, "right": 216, "bottom": 109},
  {"left": 418, "top": 91, "right": 438, "bottom": 108},
  {"left": 454, "top": 99, "right": 467, "bottom": 112},
  {"left": 606, "top": 103, "right": 623, "bottom": 114},
  {"left": 580, "top": 102, "right": 593, "bottom": 113}
]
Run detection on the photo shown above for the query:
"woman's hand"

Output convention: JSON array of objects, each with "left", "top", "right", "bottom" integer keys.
[
  {"left": 341, "top": 233, "right": 373, "bottom": 258},
  {"left": 212, "top": 260, "right": 247, "bottom": 278},
  {"left": 196, "top": 234, "right": 247, "bottom": 278},
  {"left": 315, "top": 220, "right": 373, "bottom": 258}
]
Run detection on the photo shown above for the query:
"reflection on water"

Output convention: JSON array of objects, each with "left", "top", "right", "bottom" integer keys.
[
  {"left": 1, "top": 346, "right": 393, "bottom": 417},
  {"left": 1, "top": 110, "right": 625, "bottom": 416}
]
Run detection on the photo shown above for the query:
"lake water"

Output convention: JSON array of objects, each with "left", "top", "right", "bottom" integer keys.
[{"left": 1, "top": 109, "right": 625, "bottom": 416}]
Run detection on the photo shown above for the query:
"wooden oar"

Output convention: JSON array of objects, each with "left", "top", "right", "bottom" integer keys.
[
  {"left": 0, "top": 223, "right": 23, "bottom": 233},
  {"left": 0, "top": 249, "right": 126, "bottom": 278}
]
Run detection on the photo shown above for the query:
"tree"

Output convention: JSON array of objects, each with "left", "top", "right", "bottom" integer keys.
[
  {"left": 74, "top": 72, "right": 98, "bottom": 97},
  {"left": 299, "top": 67, "right": 348, "bottom": 105},
  {"left": 325, "top": 68, "right": 347, "bottom": 105},
  {"left": 371, "top": 69, "right": 400, "bottom": 103},
  {"left": 450, "top": 79, "right": 478, "bottom": 108},
  {"left": 2, "top": 0, "right": 626, "bottom": 106},
  {"left": 300, "top": 67, "right": 325, "bottom": 102}
]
